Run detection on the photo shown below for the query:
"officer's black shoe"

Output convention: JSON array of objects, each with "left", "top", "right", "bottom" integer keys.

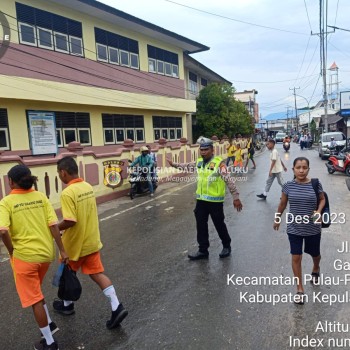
[
  {"left": 219, "top": 247, "right": 231, "bottom": 258},
  {"left": 188, "top": 251, "right": 209, "bottom": 260}
]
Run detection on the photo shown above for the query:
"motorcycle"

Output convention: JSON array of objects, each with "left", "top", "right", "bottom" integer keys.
[
  {"left": 325, "top": 150, "right": 350, "bottom": 176},
  {"left": 128, "top": 164, "right": 158, "bottom": 199},
  {"left": 283, "top": 141, "right": 290, "bottom": 152}
]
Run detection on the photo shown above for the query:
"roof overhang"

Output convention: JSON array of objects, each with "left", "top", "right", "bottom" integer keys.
[{"left": 48, "top": 0, "right": 209, "bottom": 54}]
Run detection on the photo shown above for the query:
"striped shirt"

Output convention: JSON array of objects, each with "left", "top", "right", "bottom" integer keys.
[{"left": 282, "top": 179, "right": 323, "bottom": 236}]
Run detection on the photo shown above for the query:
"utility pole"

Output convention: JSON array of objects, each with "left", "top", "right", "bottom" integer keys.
[
  {"left": 312, "top": 0, "right": 334, "bottom": 132},
  {"left": 289, "top": 87, "right": 300, "bottom": 132}
]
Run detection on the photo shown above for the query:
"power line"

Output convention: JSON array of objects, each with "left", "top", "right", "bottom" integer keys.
[
  {"left": 164, "top": 0, "right": 308, "bottom": 35},
  {"left": 303, "top": 0, "right": 313, "bottom": 32}
]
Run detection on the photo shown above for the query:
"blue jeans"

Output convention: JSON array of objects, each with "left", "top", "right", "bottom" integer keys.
[{"left": 146, "top": 173, "right": 154, "bottom": 193}]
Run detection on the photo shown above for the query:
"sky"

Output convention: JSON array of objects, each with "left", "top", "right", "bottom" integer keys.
[{"left": 98, "top": 0, "right": 350, "bottom": 118}]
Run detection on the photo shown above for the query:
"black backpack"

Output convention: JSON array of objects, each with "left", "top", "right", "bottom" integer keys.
[{"left": 311, "top": 178, "right": 331, "bottom": 228}]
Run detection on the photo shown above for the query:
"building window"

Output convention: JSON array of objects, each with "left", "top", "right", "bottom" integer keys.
[
  {"left": 157, "top": 60, "right": 164, "bottom": 75},
  {"left": 102, "top": 114, "right": 144, "bottom": 144},
  {"left": 16, "top": 3, "right": 84, "bottom": 56},
  {"left": 63, "top": 129, "right": 77, "bottom": 145},
  {"left": 130, "top": 53, "right": 139, "bottom": 69},
  {"left": 109, "top": 47, "right": 119, "bottom": 65},
  {"left": 165, "top": 62, "right": 172, "bottom": 76},
  {"left": 0, "top": 109, "right": 10, "bottom": 150},
  {"left": 56, "top": 129, "right": 63, "bottom": 147},
  {"left": 54, "top": 32, "right": 69, "bottom": 53},
  {"left": 189, "top": 72, "right": 198, "bottom": 95},
  {"left": 54, "top": 111, "right": 91, "bottom": 146},
  {"left": 70, "top": 36, "right": 83, "bottom": 56},
  {"left": 18, "top": 22, "right": 36, "bottom": 46},
  {"left": 37, "top": 27, "right": 53, "bottom": 49},
  {"left": 152, "top": 116, "right": 182, "bottom": 141},
  {"left": 116, "top": 129, "right": 125, "bottom": 143},
  {"left": 97, "top": 44, "right": 108, "bottom": 62},
  {"left": 147, "top": 45, "right": 179, "bottom": 78},
  {"left": 104, "top": 129, "right": 114, "bottom": 144},
  {"left": 148, "top": 58, "right": 156, "bottom": 73},
  {"left": 120, "top": 50, "right": 130, "bottom": 66},
  {"left": 201, "top": 78, "right": 208, "bottom": 87},
  {"left": 94, "top": 28, "right": 139, "bottom": 69}
]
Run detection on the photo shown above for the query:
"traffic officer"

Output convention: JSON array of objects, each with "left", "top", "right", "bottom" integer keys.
[{"left": 167, "top": 136, "right": 243, "bottom": 260}]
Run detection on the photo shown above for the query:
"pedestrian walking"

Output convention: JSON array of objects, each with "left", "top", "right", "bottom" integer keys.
[
  {"left": 166, "top": 136, "right": 243, "bottom": 260},
  {"left": 257, "top": 139, "right": 287, "bottom": 199},
  {"left": 226, "top": 139, "right": 236, "bottom": 166},
  {"left": 245, "top": 138, "right": 256, "bottom": 170},
  {"left": 53, "top": 156, "right": 128, "bottom": 329},
  {"left": 0, "top": 165, "right": 68, "bottom": 350},
  {"left": 233, "top": 143, "right": 243, "bottom": 169},
  {"left": 273, "top": 157, "right": 325, "bottom": 304}
]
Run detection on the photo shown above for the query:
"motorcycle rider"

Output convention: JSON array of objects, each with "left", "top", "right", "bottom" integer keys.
[
  {"left": 329, "top": 136, "right": 338, "bottom": 149},
  {"left": 283, "top": 135, "right": 291, "bottom": 143},
  {"left": 283, "top": 135, "right": 291, "bottom": 151},
  {"left": 146, "top": 145, "right": 158, "bottom": 183},
  {"left": 130, "top": 146, "right": 155, "bottom": 197}
]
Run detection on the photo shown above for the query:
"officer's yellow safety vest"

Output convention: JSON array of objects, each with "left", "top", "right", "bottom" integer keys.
[{"left": 196, "top": 156, "right": 226, "bottom": 202}]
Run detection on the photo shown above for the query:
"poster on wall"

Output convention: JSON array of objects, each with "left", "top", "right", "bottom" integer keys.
[{"left": 28, "top": 111, "right": 58, "bottom": 155}]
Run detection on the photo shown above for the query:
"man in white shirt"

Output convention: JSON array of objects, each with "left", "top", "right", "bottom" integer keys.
[{"left": 257, "top": 139, "right": 287, "bottom": 200}]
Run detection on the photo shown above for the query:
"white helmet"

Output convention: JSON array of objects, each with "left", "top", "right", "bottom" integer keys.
[{"left": 140, "top": 146, "right": 148, "bottom": 152}]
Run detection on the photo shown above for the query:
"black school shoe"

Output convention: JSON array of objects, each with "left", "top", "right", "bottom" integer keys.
[
  {"left": 53, "top": 299, "right": 75, "bottom": 315},
  {"left": 188, "top": 251, "right": 209, "bottom": 260},
  {"left": 106, "top": 303, "right": 128, "bottom": 329},
  {"left": 34, "top": 339, "right": 59, "bottom": 350},
  {"left": 219, "top": 247, "right": 231, "bottom": 258},
  {"left": 256, "top": 194, "right": 267, "bottom": 199}
]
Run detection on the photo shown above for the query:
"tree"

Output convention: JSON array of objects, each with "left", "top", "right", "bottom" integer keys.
[{"left": 195, "top": 83, "right": 254, "bottom": 140}]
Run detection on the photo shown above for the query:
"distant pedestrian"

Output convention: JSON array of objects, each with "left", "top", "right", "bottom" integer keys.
[
  {"left": 257, "top": 139, "right": 287, "bottom": 199},
  {"left": 226, "top": 139, "right": 236, "bottom": 166},
  {"left": 245, "top": 138, "right": 256, "bottom": 170},
  {"left": 53, "top": 156, "right": 128, "bottom": 329},
  {"left": 273, "top": 157, "right": 325, "bottom": 304},
  {"left": 0, "top": 165, "right": 68, "bottom": 350},
  {"left": 233, "top": 143, "right": 243, "bottom": 168}
]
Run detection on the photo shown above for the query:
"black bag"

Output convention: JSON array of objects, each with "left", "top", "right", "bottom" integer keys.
[
  {"left": 58, "top": 264, "right": 82, "bottom": 301},
  {"left": 248, "top": 142, "right": 255, "bottom": 156},
  {"left": 311, "top": 178, "right": 331, "bottom": 228}
]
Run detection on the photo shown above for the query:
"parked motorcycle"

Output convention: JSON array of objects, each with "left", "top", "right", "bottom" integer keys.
[
  {"left": 325, "top": 150, "right": 350, "bottom": 176},
  {"left": 128, "top": 164, "right": 158, "bottom": 199},
  {"left": 283, "top": 141, "right": 290, "bottom": 152}
]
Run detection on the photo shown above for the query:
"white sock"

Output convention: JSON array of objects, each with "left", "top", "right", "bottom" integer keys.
[
  {"left": 103, "top": 285, "right": 120, "bottom": 311},
  {"left": 43, "top": 304, "right": 52, "bottom": 324},
  {"left": 40, "top": 325, "right": 54, "bottom": 345},
  {"left": 263, "top": 191, "right": 267, "bottom": 196},
  {"left": 63, "top": 300, "right": 73, "bottom": 307}
]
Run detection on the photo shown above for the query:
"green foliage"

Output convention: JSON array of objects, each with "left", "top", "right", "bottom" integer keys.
[{"left": 195, "top": 83, "right": 254, "bottom": 139}]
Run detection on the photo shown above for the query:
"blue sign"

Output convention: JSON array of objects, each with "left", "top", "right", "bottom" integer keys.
[{"left": 341, "top": 110, "right": 350, "bottom": 116}]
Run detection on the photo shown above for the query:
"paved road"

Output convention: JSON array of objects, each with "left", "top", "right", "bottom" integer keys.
[{"left": 1, "top": 143, "right": 350, "bottom": 350}]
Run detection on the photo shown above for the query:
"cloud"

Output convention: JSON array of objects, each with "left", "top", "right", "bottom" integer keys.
[{"left": 99, "top": 0, "right": 350, "bottom": 117}]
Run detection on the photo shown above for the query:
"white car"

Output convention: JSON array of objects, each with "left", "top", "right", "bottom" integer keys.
[
  {"left": 275, "top": 132, "right": 286, "bottom": 143},
  {"left": 318, "top": 132, "right": 346, "bottom": 159}
]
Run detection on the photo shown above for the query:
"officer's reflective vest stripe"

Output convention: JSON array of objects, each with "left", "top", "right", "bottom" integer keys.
[{"left": 196, "top": 156, "right": 225, "bottom": 202}]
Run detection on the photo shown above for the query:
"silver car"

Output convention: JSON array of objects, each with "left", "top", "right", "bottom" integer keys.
[{"left": 318, "top": 132, "right": 346, "bottom": 159}]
